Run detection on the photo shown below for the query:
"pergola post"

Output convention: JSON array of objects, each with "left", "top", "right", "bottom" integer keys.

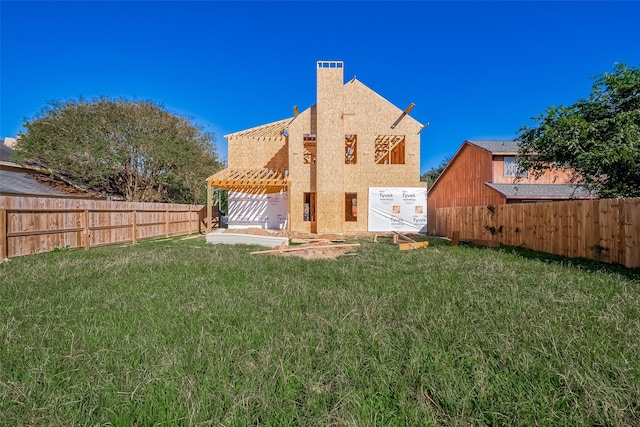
[{"left": 206, "top": 180, "right": 212, "bottom": 233}]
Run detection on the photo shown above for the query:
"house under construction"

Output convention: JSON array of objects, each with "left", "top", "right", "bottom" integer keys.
[{"left": 206, "top": 60, "right": 427, "bottom": 234}]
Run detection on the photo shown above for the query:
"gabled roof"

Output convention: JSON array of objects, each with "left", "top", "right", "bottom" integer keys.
[
  {"left": 466, "top": 140, "right": 520, "bottom": 154},
  {"left": 225, "top": 117, "right": 293, "bottom": 139},
  {"left": 345, "top": 78, "right": 423, "bottom": 130},
  {"left": 225, "top": 75, "right": 422, "bottom": 142},
  {"left": 485, "top": 183, "right": 595, "bottom": 199},
  {"left": 428, "top": 140, "right": 521, "bottom": 193}
]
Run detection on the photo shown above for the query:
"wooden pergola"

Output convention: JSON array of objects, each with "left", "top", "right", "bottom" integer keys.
[{"left": 204, "top": 168, "right": 290, "bottom": 232}]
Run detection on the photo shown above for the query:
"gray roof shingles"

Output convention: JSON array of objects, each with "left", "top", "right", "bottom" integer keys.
[
  {"left": 1, "top": 143, "right": 85, "bottom": 197},
  {"left": 0, "top": 169, "right": 68, "bottom": 196},
  {"left": 466, "top": 140, "right": 520, "bottom": 153},
  {"left": 0, "top": 144, "right": 14, "bottom": 162},
  {"left": 485, "top": 183, "right": 594, "bottom": 199}
]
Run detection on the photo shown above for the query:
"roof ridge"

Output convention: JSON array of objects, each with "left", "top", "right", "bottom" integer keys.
[{"left": 225, "top": 117, "right": 294, "bottom": 138}]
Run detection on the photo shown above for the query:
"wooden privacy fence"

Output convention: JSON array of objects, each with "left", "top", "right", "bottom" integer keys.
[
  {"left": 0, "top": 196, "right": 205, "bottom": 259},
  {"left": 435, "top": 198, "right": 640, "bottom": 268}
]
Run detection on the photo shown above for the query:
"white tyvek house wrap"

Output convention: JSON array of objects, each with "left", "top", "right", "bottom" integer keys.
[
  {"left": 368, "top": 187, "right": 427, "bottom": 233},
  {"left": 228, "top": 191, "right": 288, "bottom": 229}
]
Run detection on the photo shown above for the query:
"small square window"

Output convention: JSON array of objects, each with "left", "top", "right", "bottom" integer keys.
[{"left": 375, "top": 135, "right": 405, "bottom": 164}]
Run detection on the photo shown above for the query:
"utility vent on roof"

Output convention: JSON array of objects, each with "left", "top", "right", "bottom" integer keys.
[{"left": 317, "top": 61, "right": 343, "bottom": 68}]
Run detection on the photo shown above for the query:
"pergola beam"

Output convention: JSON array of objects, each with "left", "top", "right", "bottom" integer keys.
[{"left": 204, "top": 168, "right": 291, "bottom": 233}]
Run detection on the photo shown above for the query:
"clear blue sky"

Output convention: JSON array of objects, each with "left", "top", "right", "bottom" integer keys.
[{"left": 1, "top": 1, "right": 639, "bottom": 173}]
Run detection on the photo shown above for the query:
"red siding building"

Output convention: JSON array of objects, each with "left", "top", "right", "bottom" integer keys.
[{"left": 427, "top": 140, "right": 593, "bottom": 235}]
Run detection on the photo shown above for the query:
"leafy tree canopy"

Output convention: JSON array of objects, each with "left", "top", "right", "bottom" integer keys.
[
  {"left": 421, "top": 155, "right": 452, "bottom": 189},
  {"left": 14, "top": 97, "right": 224, "bottom": 203},
  {"left": 517, "top": 63, "right": 640, "bottom": 198}
]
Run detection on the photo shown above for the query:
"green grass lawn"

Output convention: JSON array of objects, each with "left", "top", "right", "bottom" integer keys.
[{"left": 1, "top": 235, "right": 639, "bottom": 426}]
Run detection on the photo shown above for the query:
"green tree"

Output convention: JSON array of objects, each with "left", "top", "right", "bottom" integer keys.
[
  {"left": 421, "top": 155, "right": 452, "bottom": 189},
  {"left": 14, "top": 97, "right": 223, "bottom": 203},
  {"left": 517, "top": 63, "right": 640, "bottom": 198}
]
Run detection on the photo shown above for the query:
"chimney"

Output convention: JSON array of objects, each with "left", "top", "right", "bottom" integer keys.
[
  {"left": 315, "top": 60, "right": 345, "bottom": 233},
  {"left": 3, "top": 137, "right": 17, "bottom": 148}
]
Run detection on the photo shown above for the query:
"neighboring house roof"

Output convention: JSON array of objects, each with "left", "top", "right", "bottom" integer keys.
[
  {"left": 0, "top": 169, "right": 69, "bottom": 196},
  {"left": 485, "top": 183, "right": 595, "bottom": 199},
  {"left": 466, "top": 140, "right": 520, "bottom": 154},
  {"left": 1, "top": 142, "right": 100, "bottom": 198},
  {"left": 0, "top": 144, "right": 14, "bottom": 162},
  {"left": 428, "top": 139, "right": 590, "bottom": 197},
  {"left": 428, "top": 140, "right": 521, "bottom": 193},
  {"left": 225, "top": 117, "right": 293, "bottom": 139}
]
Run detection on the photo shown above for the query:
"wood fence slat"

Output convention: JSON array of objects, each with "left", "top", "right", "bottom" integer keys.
[
  {"left": 433, "top": 198, "right": 640, "bottom": 269},
  {"left": 623, "top": 199, "right": 640, "bottom": 268},
  {"left": 0, "top": 196, "right": 203, "bottom": 259},
  {"left": 567, "top": 200, "right": 577, "bottom": 258},
  {"left": 0, "top": 209, "right": 6, "bottom": 259},
  {"left": 132, "top": 210, "right": 137, "bottom": 244},
  {"left": 82, "top": 210, "right": 89, "bottom": 250}
]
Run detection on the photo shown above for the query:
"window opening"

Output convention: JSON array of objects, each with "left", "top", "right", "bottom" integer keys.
[
  {"left": 303, "top": 134, "right": 317, "bottom": 164},
  {"left": 375, "top": 135, "right": 405, "bottom": 164},
  {"left": 345, "top": 134, "right": 357, "bottom": 164},
  {"left": 345, "top": 193, "right": 357, "bottom": 222},
  {"left": 504, "top": 156, "right": 528, "bottom": 177},
  {"left": 317, "top": 61, "right": 343, "bottom": 68},
  {"left": 303, "top": 192, "right": 316, "bottom": 222}
]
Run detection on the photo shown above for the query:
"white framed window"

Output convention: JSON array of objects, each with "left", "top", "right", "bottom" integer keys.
[{"left": 504, "top": 156, "right": 528, "bottom": 177}]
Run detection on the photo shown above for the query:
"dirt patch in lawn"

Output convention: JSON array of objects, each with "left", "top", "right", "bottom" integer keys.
[
  {"left": 279, "top": 242, "right": 360, "bottom": 260},
  {"left": 223, "top": 228, "right": 364, "bottom": 259}
]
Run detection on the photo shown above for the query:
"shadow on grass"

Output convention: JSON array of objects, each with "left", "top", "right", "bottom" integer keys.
[
  {"left": 422, "top": 234, "right": 639, "bottom": 281},
  {"left": 493, "top": 244, "right": 640, "bottom": 282}
]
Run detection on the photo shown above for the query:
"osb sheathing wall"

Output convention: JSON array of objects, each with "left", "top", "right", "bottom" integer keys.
[
  {"left": 226, "top": 122, "right": 289, "bottom": 170},
  {"left": 287, "top": 106, "right": 317, "bottom": 234},
  {"left": 286, "top": 63, "right": 423, "bottom": 233}
]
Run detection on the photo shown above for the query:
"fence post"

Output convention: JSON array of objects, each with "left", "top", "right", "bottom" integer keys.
[
  {"left": 451, "top": 230, "right": 460, "bottom": 246},
  {"left": 132, "top": 210, "right": 137, "bottom": 244},
  {"left": 165, "top": 207, "right": 170, "bottom": 237},
  {"left": 188, "top": 206, "right": 192, "bottom": 235},
  {"left": 0, "top": 209, "right": 7, "bottom": 259},
  {"left": 618, "top": 199, "right": 626, "bottom": 267},
  {"left": 83, "top": 209, "right": 90, "bottom": 250}
]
